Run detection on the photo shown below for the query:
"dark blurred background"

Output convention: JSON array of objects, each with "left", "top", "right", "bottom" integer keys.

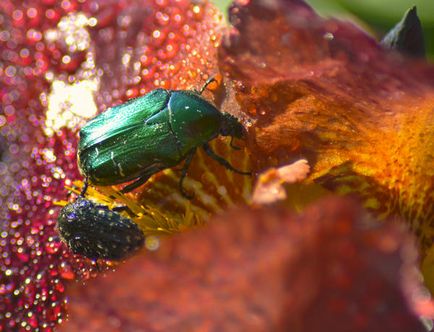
[{"left": 213, "top": 0, "right": 434, "bottom": 59}]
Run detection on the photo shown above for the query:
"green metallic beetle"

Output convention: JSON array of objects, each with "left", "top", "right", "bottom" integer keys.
[{"left": 78, "top": 79, "right": 250, "bottom": 195}]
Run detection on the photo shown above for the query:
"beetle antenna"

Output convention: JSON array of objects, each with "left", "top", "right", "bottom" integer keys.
[{"left": 199, "top": 77, "right": 218, "bottom": 95}]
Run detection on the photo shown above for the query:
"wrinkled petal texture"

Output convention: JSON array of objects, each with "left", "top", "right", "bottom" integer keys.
[
  {"left": 62, "top": 198, "right": 427, "bottom": 331},
  {"left": 0, "top": 0, "right": 224, "bottom": 329},
  {"left": 219, "top": 0, "right": 434, "bottom": 253},
  {"left": 1, "top": 0, "right": 433, "bottom": 330}
]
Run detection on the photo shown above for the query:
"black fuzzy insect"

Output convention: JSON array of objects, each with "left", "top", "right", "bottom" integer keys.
[{"left": 57, "top": 197, "right": 144, "bottom": 261}]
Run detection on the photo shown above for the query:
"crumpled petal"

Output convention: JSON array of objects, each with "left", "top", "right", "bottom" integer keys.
[
  {"left": 218, "top": 0, "right": 434, "bottom": 257},
  {"left": 61, "top": 198, "right": 429, "bottom": 331},
  {"left": 252, "top": 159, "right": 310, "bottom": 204}
]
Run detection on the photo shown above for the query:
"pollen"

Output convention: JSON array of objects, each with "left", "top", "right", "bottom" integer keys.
[
  {"left": 43, "top": 79, "right": 99, "bottom": 136},
  {"left": 66, "top": 138, "right": 253, "bottom": 240}
]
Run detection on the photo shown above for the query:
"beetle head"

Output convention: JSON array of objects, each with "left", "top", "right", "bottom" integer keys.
[{"left": 220, "top": 113, "right": 245, "bottom": 138}]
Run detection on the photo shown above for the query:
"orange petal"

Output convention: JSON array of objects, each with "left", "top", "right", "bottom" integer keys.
[{"left": 218, "top": 0, "right": 434, "bottom": 257}]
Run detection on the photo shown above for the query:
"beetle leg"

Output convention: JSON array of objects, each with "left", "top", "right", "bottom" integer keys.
[
  {"left": 179, "top": 149, "right": 196, "bottom": 199},
  {"left": 80, "top": 179, "right": 89, "bottom": 197},
  {"left": 111, "top": 206, "right": 129, "bottom": 212},
  {"left": 120, "top": 173, "right": 153, "bottom": 193},
  {"left": 96, "top": 203, "right": 130, "bottom": 214},
  {"left": 93, "top": 259, "right": 101, "bottom": 272},
  {"left": 202, "top": 143, "right": 251, "bottom": 175},
  {"left": 229, "top": 136, "right": 241, "bottom": 150}
]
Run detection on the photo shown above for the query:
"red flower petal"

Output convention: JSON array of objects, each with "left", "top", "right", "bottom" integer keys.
[
  {"left": 0, "top": 0, "right": 224, "bottom": 329},
  {"left": 62, "top": 198, "right": 428, "bottom": 331}
]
